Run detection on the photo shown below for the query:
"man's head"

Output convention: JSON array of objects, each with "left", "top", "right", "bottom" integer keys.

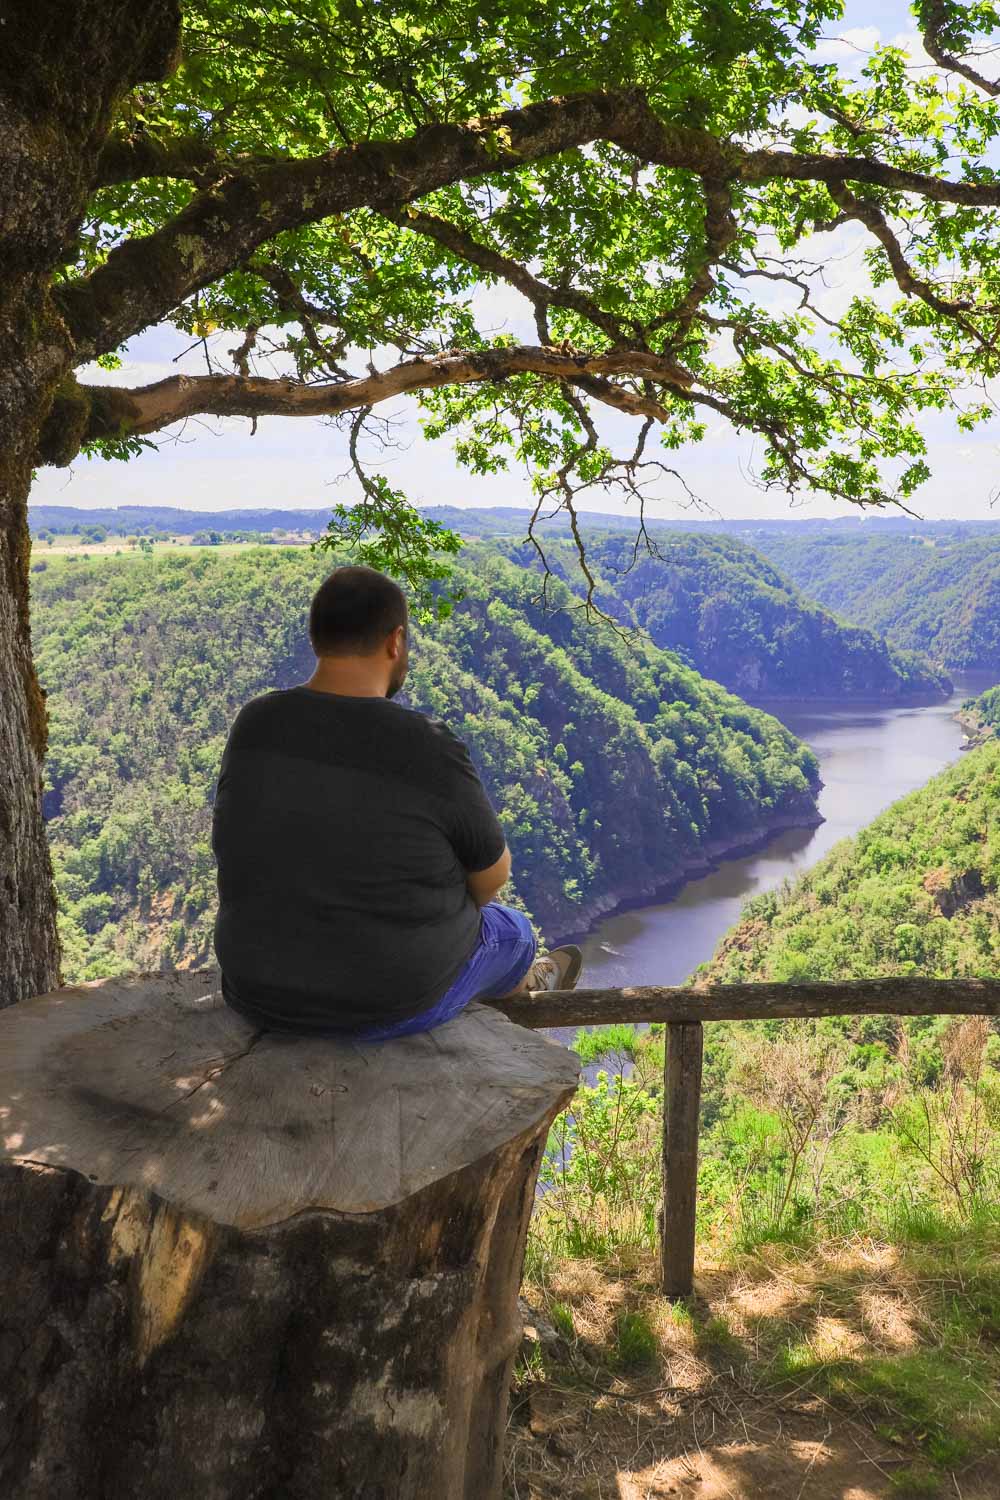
[{"left": 309, "top": 566, "right": 409, "bottom": 698}]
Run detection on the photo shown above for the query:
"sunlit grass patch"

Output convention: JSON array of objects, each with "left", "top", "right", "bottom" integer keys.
[
  {"left": 522, "top": 1226, "right": 1000, "bottom": 1486},
  {"left": 611, "top": 1308, "right": 658, "bottom": 1370},
  {"left": 736, "top": 1235, "right": 1000, "bottom": 1477}
]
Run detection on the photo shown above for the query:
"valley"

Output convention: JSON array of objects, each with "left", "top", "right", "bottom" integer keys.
[{"left": 570, "top": 673, "right": 992, "bottom": 992}]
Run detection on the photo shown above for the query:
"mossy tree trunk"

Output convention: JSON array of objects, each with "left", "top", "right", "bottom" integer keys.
[{"left": 0, "top": 1, "right": 182, "bottom": 1007}]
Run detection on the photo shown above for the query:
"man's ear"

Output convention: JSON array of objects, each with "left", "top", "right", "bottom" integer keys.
[{"left": 388, "top": 624, "right": 406, "bottom": 658}]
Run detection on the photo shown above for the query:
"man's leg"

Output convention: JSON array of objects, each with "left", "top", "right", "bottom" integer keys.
[
  {"left": 478, "top": 904, "right": 582, "bottom": 997},
  {"left": 337, "top": 903, "right": 536, "bottom": 1043},
  {"left": 342, "top": 905, "right": 581, "bottom": 1043}
]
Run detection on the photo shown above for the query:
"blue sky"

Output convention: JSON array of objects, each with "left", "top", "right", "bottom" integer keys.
[{"left": 34, "top": 0, "right": 1000, "bottom": 522}]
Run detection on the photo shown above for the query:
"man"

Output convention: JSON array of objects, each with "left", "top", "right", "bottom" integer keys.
[{"left": 212, "top": 564, "right": 582, "bottom": 1039}]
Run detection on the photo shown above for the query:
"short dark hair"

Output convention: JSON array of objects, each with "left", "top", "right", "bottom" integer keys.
[{"left": 309, "top": 565, "right": 408, "bottom": 655}]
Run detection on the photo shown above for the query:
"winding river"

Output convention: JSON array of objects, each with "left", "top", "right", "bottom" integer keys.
[{"left": 569, "top": 672, "right": 996, "bottom": 992}]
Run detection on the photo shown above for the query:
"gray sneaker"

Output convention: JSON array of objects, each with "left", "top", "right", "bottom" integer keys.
[{"left": 525, "top": 945, "right": 583, "bottom": 992}]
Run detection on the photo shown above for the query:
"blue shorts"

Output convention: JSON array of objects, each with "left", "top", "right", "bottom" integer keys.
[{"left": 345, "top": 902, "right": 536, "bottom": 1043}]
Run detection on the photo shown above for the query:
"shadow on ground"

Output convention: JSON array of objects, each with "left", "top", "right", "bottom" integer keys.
[{"left": 506, "top": 1239, "right": 1000, "bottom": 1500}]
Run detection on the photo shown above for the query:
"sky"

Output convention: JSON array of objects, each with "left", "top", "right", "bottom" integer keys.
[{"left": 32, "top": 0, "right": 1000, "bottom": 524}]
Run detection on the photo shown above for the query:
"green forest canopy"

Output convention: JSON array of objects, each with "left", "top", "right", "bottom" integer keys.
[
  {"left": 497, "top": 530, "right": 951, "bottom": 700},
  {"left": 700, "top": 737, "right": 1000, "bottom": 986},
  {"left": 754, "top": 532, "right": 1000, "bottom": 670},
  {"left": 960, "top": 679, "right": 1000, "bottom": 732}
]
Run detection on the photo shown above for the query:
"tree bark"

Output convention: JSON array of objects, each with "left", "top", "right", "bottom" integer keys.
[
  {"left": 0, "top": 475, "right": 56, "bottom": 1008},
  {"left": 0, "top": 971, "right": 579, "bottom": 1498},
  {"left": 0, "top": 0, "right": 182, "bottom": 1006}
]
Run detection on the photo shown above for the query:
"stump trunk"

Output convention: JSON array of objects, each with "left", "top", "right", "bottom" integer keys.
[{"left": 0, "top": 970, "right": 578, "bottom": 1499}]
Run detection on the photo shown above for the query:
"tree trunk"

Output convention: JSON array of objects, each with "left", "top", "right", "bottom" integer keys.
[
  {"left": 0, "top": 475, "right": 57, "bottom": 1007},
  {"left": 0, "top": 970, "right": 579, "bottom": 1498},
  {"left": 0, "top": 1, "right": 183, "bottom": 1006}
]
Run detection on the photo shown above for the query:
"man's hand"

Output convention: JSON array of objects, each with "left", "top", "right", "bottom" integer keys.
[{"left": 465, "top": 846, "right": 512, "bottom": 908}]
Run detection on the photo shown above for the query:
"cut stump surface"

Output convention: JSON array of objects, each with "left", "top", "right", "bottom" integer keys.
[{"left": 0, "top": 970, "right": 578, "bottom": 1500}]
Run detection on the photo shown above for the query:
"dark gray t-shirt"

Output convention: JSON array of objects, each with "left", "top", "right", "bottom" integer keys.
[{"left": 212, "top": 686, "right": 506, "bottom": 1031}]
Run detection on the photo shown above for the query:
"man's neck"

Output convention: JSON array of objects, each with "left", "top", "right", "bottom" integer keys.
[{"left": 304, "top": 660, "right": 389, "bottom": 698}]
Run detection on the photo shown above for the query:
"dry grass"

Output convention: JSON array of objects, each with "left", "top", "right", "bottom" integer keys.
[{"left": 507, "top": 1233, "right": 1000, "bottom": 1500}]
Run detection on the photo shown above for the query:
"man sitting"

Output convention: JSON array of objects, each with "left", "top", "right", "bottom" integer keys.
[{"left": 212, "top": 564, "right": 582, "bottom": 1040}]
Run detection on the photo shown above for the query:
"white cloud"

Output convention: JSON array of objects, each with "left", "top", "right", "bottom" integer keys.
[
  {"left": 78, "top": 358, "right": 177, "bottom": 388},
  {"left": 888, "top": 29, "right": 935, "bottom": 69},
  {"left": 810, "top": 26, "right": 881, "bottom": 65}
]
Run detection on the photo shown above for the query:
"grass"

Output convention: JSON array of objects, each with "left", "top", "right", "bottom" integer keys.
[
  {"left": 890, "top": 1467, "right": 945, "bottom": 1498},
  {"left": 520, "top": 1016, "right": 1000, "bottom": 1492},
  {"left": 730, "top": 1230, "right": 1000, "bottom": 1475},
  {"left": 515, "top": 1225, "right": 1000, "bottom": 1495},
  {"left": 549, "top": 1300, "right": 576, "bottom": 1342},
  {"left": 611, "top": 1308, "right": 658, "bottom": 1369}
]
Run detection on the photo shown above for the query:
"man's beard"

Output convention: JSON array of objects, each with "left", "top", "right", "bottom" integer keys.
[{"left": 386, "top": 651, "right": 408, "bottom": 699}]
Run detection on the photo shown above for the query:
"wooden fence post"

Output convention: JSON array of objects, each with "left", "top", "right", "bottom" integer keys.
[{"left": 660, "top": 1019, "right": 704, "bottom": 1300}]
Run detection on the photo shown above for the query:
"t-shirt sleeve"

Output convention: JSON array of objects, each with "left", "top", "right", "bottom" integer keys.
[{"left": 434, "top": 723, "right": 507, "bottom": 873}]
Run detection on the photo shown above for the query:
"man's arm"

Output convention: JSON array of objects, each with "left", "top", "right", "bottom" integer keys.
[
  {"left": 465, "top": 845, "right": 512, "bottom": 908},
  {"left": 430, "top": 717, "right": 510, "bottom": 903}
]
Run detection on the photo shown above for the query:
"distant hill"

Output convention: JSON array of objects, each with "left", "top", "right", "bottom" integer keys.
[
  {"left": 30, "top": 503, "right": 952, "bottom": 705},
  {"left": 28, "top": 503, "right": 334, "bottom": 536},
  {"left": 29, "top": 500, "right": 1000, "bottom": 544},
  {"left": 425, "top": 508, "right": 1000, "bottom": 543},
  {"left": 753, "top": 533, "right": 1000, "bottom": 671},
  {"left": 490, "top": 532, "right": 951, "bottom": 703},
  {"left": 698, "top": 738, "right": 1000, "bottom": 985},
  {"left": 30, "top": 546, "right": 819, "bottom": 981}
]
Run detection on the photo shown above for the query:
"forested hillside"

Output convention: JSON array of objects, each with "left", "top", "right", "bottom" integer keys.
[
  {"left": 510, "top": 532, "right": 949, "bottom": 702},
  {"left": 960, "top": 682, "right": 1000, "bottom": 740},
  {"left": 31, "top": 548, "right": 819, "bottom": 982},
  {"left": 756, "top": 532, "right": 1000, "bottom": 671},
  {"left": 698, "top": 740, "right": 1000, "bottom": 985}
]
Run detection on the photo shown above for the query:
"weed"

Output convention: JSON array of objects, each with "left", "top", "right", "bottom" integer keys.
[
  {"left": 612, "top": 1308, "right": 658, "bottom": 1369},
  {"left": 889, "top": 1466, "right": 942, "bottom": 1498},
  {"left": 548, "top": 1300, "right": 576, "bottom": 1342}
]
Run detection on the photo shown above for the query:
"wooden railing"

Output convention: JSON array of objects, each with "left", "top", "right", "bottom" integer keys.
[{"left": 488, "top": 978, "right": 1000, "bottom": 1298}]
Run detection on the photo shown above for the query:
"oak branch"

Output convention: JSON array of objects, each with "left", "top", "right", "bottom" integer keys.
[{"left": 40, "top": 81, "right": 1000, "bottom": 475}]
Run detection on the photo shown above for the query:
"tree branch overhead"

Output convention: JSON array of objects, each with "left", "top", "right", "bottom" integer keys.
[
  {"left": 60, "top": 89, "right": 1000, "bottom": 365},
  {"left": 47, "top": 344, "right": 691, "bottom": 462}
]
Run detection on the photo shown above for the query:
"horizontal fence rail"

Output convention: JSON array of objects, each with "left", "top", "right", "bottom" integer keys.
[
  {"left": 488, "top": 976, "right": 1000, "bottom": 1029},
  {"left": 487, "top": 977, "right": 1000, "bottom": 1297}
]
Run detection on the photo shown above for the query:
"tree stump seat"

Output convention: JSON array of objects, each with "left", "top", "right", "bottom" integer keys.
[{"left": 0, "top": 969, "right": 578, "bottom": 1500}]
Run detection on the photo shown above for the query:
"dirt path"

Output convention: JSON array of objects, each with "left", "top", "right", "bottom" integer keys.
[{"left": 507, "top": 1365, "right": 999, "bottom": 1499}]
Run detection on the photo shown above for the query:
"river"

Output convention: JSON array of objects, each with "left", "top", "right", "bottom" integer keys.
[{"left": 569, "top": 672, "right": 996, "bottom": 992}]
